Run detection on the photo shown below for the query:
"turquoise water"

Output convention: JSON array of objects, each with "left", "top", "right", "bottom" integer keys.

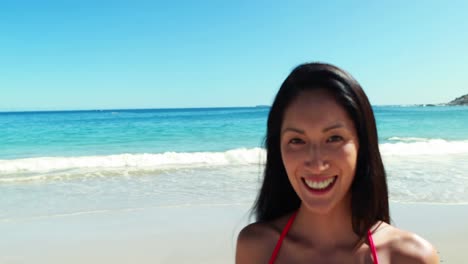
[
  {"left": 1, "top": 106, "right": 468, "bottom": 159},
  {"left": 0, "top": 107, "right": 267, "bottom": 159},
  {"left": 376, "top": 106, "right": 468, "bottom": 142},
  {"left": 1, "top": 106, "right": 468, "bottom": 221}
]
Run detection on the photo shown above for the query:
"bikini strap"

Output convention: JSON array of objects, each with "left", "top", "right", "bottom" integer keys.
[
  {"left": 367, "top": 229, "right": 379, "bottom": 264},
  {"left": 268, "top": 211, "right": 298, "bottom": 264}
]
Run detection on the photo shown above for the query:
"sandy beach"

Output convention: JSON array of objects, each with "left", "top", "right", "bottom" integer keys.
[
  {"left": 0, "top": 202, "right": 466, "bottom": 263},
  {"left": 389, "top": 203, "right": 468, "bottom": 263}
]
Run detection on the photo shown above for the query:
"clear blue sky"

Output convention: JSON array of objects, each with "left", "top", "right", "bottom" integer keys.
[{"left": 1, "top": 0, "right": 467, "bottom": 110}]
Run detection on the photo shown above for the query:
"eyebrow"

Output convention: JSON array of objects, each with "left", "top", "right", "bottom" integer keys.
[{"left": 282, "top": 123, "right": 345, "bottom": 134}]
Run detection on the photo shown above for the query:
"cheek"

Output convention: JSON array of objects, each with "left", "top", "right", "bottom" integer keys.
[
  {"left": 280, "top": 147, "right": 301, "bottom": 175},
  {"left": 340, "top": 143, "right": 359, "bottom": 173},
  {"left": 281, "top": 149, "right": 303, "bottom": 193},
  {"left": 281, "top": 145, "right": 304, "bottom": 161}
]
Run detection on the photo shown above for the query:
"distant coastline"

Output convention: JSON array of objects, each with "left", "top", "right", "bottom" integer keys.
[
  {"left": 415, "top": 93, "right": 468, "bottom": 107},
  {"left": 447, "top": 94, "right": 468, "bottom": 106}
]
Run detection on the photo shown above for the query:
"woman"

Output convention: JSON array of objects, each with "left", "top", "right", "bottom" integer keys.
[{"left": 236, "top": 63, "right": 438, "bottom": 263}]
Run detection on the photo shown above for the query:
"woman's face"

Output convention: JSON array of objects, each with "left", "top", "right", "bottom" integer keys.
[{"left": 280, "top": 89, "right": 359, "bottom": 215}]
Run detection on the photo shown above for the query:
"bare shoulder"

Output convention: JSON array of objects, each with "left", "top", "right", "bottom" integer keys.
[
  {"left": 235, "top": 215, "right": 289, "bottom": 264},
  {"left": 378, "top": 224, "right": 439, "bottom": 264}
]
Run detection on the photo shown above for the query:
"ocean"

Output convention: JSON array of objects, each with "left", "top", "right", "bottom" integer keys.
[{"left": 1, "top": 106, "right": 468, "bottom": 222}]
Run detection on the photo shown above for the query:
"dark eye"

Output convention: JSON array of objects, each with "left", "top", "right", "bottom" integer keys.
[
  {"left": 327, "top": 135, "right": 343, "bottom": 143},
  {"left": 289, "top": 138, "right": 305, "bottom": 144}
]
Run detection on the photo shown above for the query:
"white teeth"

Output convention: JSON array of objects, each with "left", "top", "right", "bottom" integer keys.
[{"left": 304, "top": 177, "right": 335, "bottom": 190}]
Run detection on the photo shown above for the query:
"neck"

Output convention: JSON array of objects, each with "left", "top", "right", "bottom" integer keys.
[{"left": 290, "top": 197, "right": 359, "bottom": 250}]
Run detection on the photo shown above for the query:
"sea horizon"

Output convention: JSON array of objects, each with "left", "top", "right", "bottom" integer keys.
[{"left": 2, "top": 103, "right": 468, "bottom": 114}]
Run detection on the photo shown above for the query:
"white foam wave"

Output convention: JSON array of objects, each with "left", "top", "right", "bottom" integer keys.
[
  {"left": 381, "top": 139, "right": 468, "bottom": 155},
  {"left": 2, "top": 140, "right": 468, "bottom": 183},
  {"left": 0, "top": 148, "right": 266, "bottom": 177}
]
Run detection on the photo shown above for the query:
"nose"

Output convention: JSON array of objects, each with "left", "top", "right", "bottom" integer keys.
[{"left": 304, "top": 144, "right": 330, "bottom": 173}]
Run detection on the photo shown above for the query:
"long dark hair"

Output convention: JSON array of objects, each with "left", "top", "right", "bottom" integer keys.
[{"left": 253, "top": 62, "right": 389, "bottom": 237}]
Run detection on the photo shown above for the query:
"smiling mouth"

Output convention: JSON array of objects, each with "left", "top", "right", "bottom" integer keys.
[{"left": 302, "top": 176, "right": 337, "bottom": 193}]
